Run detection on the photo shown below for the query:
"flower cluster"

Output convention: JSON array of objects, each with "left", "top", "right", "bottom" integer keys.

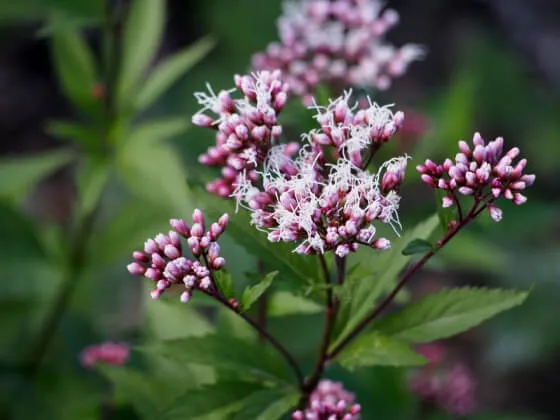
[
  {"left": 127, "top": 209, "right": 228, "bottom": 303},
  {"left": 252, "top": 0, "right": 423, "bottom": 104},
  {"left": 417, "top": 132, "right": 535, "bottom": 222},
  {"left": 292, "top": 380, "right": 361, "bottom": 420},
  {"left": 80, "top": 342, "right": 129, "bottom": 369},
  {"left": 193, "top": 70, "right": 289, "bottom": 197},
  {"left": 234, "top": 91, "right": 408, "bottom": 256},
  {"left": 409, "top": 343, "right": 477, "bottom": 416}
]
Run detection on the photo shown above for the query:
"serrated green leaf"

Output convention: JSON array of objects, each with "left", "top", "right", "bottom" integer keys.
[
  {"left": 241, "top": 271, "right": 278, "bottom": 312},
  {"left": 119, "top": 0, "right": 164, "bottom": 107},
  {"left": 49, "top": 18, "right": 101, "bottom": 119},
  {"left": 375, "top": 287, "right": 529, "bottom": 343},
  {"left": 401, "top": 238, "right": 434, "bottom": 256},
  {"left": 45, "top": 120, "right": 99, "bottom": 149},
  {"left": 163, "top": 381, "right": 265, "bottom": 420},
  {"left": 232, "top": 387, "right": 299, "bottom": 420},
  {"left": 334, "top": 331, "right": 427, "bottom": 371},
  {"left": 120, "top": 117, "right": 190, "bottom": 148},
  {"left": 332, "top": 214, "right": 439, "bottom": 348},
  {"left": 140, "top": 334, "right": 291, "bottom": 383},
  {"left": 268, "top": 291, "right": 322, "bottom": 316},
  {"left": 135, "top": 36, "right": 216, "bottom": 112},
  {"left": 214, "top": 271, "right": 235, "bottom": 299},
  {"left": 0, "top": 149, "right": 74, "bottom": 204}
]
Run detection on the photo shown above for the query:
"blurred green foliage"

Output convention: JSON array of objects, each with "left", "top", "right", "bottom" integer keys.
[{"left": 0, "top": 0, "right": 558, "bottom": 419}]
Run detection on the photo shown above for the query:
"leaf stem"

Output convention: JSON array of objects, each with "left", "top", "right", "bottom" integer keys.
[
  {"left": 328, "top": 199, "right": 488, "bottom": 360},
  {"left": 299, "top": 255, "right": 343, "bottom": 408},
  {"left": 205, "top": 289, "right": 305, "bottom": 385}
]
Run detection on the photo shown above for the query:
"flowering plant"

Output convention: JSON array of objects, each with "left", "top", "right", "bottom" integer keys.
[{"left": 4, "top": 0, "right": 535, "bottom": 418}]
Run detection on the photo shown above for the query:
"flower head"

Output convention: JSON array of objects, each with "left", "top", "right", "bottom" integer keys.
[
  {"left": 80, "top": 342, "right": 129, "bottom": 369},
  {"left": 252, "top": 0, "right": 424, "bottom": 104},
  {"left": 417, "top": 132, "right": 535, "bottom": 221},
  {"left": 292, "top": 379, "right": 361, "bottom": 419},
  {"left": 234, "top": 92, "right": 407, "bottom": 256},
  {"left": 127, "top": 209, "right": 228, "bottom": 302},
  {"left": 193, "top": 71, "right": 289, "bottom": 197}
]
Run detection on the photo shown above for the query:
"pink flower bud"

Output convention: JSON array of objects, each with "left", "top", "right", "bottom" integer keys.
[
  {"left": 488, "top": 205, "right": 502, "bottom": 222},
  {"left": 212, "top": 257, "right": 226, "bottom": 269},
  {"left": 127, "top": 262, "right": 146, "bottom": 276},
  {"left": 151, "top": 253, "right": 167, "bottom": 269},
  {"left": 180, "top": 291, "right": 191, "bottom": 303},
  {"left": 442, "top": 196, "right": 454, "bottom": 208},
  {"left": 163, "top": 244, "right": 181, "bottom": 260}
]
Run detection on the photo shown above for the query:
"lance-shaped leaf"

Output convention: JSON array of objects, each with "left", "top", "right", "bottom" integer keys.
[
  {"left": 49, "top": 20, "right": 101, "bottom": 119},
  {"left": 135, "top": 36, "right": 217, "bottom": 112},
  {"left": 241, "top": 271, "right": 278, "bottom": 312},
  {"left": 139, "top": 333, "right": 291, "bottom": 383},
  {"left": 268, "top": 291, "right": 322, "bottom": 317},
  {"left": 46, "top": 120, "right": 100, "bottom": 149},
  {"left": 119, "top": 0, "right": 165, "bottom": 107},
  {"left": 232, "top": 387, "right": 299, "bottom": 420},
  {"left": 163, "top": 381, "right": 265, "bottom": 420},
  {"left": 401, "top": 238, "right": 434, "bottom": 256},
  {"left": 0, "top": 149, "right": 74, "bottom": 204},
  {"left": 215, "top": 271, "right": 235, "bottom": 300},
  {"left": 375, "top": 287, "right": 529, "bottom": 343},
  {"left": 334, "top": 331, "right": 427, "bottom": 371},
  {"left": 119, "top": 117, "right": 190, "bottom": 148}
]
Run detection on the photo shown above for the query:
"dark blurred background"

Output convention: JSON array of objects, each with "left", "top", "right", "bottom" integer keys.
[{"left": 0, "top": 0, "right": 559, "bottom": 419}]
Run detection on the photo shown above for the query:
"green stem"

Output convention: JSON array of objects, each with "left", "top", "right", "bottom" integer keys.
[{"left": 328, "top": 199, "right": 487, "bottom": 361}]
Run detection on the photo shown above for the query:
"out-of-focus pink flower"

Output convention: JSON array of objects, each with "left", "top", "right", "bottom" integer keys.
[
  {"left": 252, "top": 0, "right": 424, "bottom": 104},
  {"left": 408, "top": 343, "right": 477, "bottom": 416},
  {"left": 292, "top": 379, "right": 361, "bottom": 419},
  {"left": 80, "top": 342, "right": 129, "bottom": 369}
]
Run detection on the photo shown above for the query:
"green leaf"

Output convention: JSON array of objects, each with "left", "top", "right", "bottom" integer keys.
[
  {"left": 232, "top": 387, "right": 299, "bottom": 420},
  {"left": 135, "top": 36, "right": 217, "bottom": 112},
  {"left": 401, "top": 238, "right": 434, "bottom": 256},
  {"left": 75, "top": 157, "right": 110, "bottom": 218},
  {"left": 140, "top": 334, "right": 291, "bottom": 383},
  {"left": 116, "top": 141, "right": 192, "bottom": 214},
  {"left": 333, "top": 214, "right": 439, "bottom": 348},
  {"left": 375, "top": 287, "right": 529, "bottom": 343},
  {"left": 45, "top": 120, "right": 99, "bottom": 149},
  {"left": 99, "top": 366, "right": 160, "bottom": 418},
  {"left": 334, "top": 331, "right": 427, "bottom": 371},
  {"left": 214, "top": 271, "right": 235, "bottom": 300},
  {"left": 163, "top": 381, "right": 265, "bottom": 420},
  {"left": 120, "top": 117, "right": 190, "bottom": 148},
  {"left": 119, "top": 0, "right": 165, "bottom": 108},
  {"left": 241, "top": 271, "right": 278, "bottom": 312},
  {"left": 268, "top": 291, "right": 322, "bottom": 317},
  {"left": 0, "top": 149, "right": 74, "bottom": 204},
  {"left": 49, "top": 19, "right": 101, "bottom": 119},
  {"left": 145, "top": 292, "right": 214, "bottom": 340}
]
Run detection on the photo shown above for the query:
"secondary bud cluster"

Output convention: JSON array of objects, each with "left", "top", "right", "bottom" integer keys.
[
  {"left": 127, "top": 209, "right": 228, "bottom": 303},
  {"left": 252, "top": 0, "right": 423, "bottom": 104},
  {"left": 193, "top": 70, "right": 289, "bottom": 197},
  {"left": 409, "top": 343, "right": 477, "bottom": 416},
  {"left": 292, "top": 380, "right": 361, "bottom": 420},
  {"left": 417, "top": 132, "right": 535, "bottom": 222},
  {"left": 80, "top": 342, "right": 129, "bottom": 369},
  {"left": 233, "top": 92, "right": 407, "bottom": 256}
]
